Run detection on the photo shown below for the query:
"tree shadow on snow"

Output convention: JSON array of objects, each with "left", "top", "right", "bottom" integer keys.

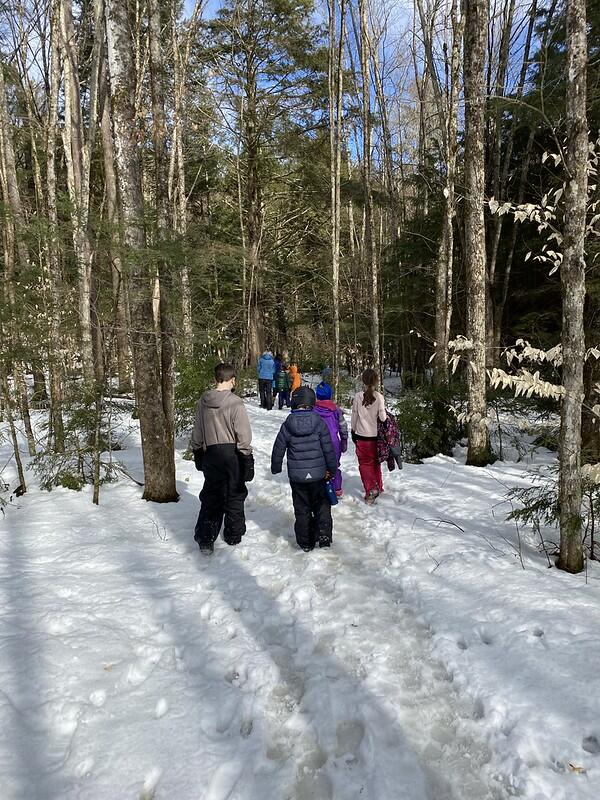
[
  {"left": 148, "top": 480, "right": 461, "bottom": 800},
  {"left": 0, "top": 520, "right": 67, "bottom": 799}
]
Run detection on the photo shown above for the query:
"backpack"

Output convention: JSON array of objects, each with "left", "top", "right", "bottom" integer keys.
[{"left": 377, "top": 412, "right": 403, "bottom": 471}]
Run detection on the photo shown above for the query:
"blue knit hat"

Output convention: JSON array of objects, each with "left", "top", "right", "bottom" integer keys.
[{"left": 316, "top": 381, "right": 332, "bottom": 400}]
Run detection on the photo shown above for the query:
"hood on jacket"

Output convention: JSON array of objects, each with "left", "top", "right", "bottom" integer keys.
[
  {"left": 285, "top": 409, "right": 320, "bottom": 436},
  {"left": 289, "top": 364, "right": 298, "bottom": 375},
  {"left": 261, "top": 352, "right": 274, "bottom": 361},
  {"left": 201, "top": 389, "right": 239, "bottom": 409},
  {"left": 315, "top": 399, "right": 338, "bottom": 413}
]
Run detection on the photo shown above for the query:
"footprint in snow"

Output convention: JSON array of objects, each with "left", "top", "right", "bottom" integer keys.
[
  {"left": 122, "top": 649, "right": 162, "bottom": 688},
  {"left": 335, "top": 719, "right": 365, "bottom": 762},
  {"left": 582, "top": 735, "right": 600, "bottom": 755},
  {"left": 294, "top": 741, "right": 332, "bottom": 800}
]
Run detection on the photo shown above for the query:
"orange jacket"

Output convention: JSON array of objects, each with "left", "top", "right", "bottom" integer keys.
[{"left": 289, "top": 364, "right": 301, "bottom": 392}]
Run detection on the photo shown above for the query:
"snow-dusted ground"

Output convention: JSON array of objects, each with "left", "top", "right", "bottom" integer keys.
[{"left": 1, "top": 401, "right": 599, "bottom": 800}]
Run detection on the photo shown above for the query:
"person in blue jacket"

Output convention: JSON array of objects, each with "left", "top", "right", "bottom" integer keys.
[
  {"left": 271, "top": 386, "right": 337, "bottom": 551},
  {"left": 257, "top": 349, "right": 276, "bottom": 410}
]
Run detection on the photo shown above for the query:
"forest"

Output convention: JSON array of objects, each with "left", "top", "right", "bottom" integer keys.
[{"left": 0, "top": 0, "right": 598, "bottom": 576}]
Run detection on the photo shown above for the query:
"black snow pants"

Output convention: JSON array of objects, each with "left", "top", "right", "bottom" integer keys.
[
  {"left": 259, "top": 379, "right": 273, "bottom": 410},
  {"left": 195, "top": 444, "right": 248, "bottom": 546},
  {"left": 289, "top": 480, "right": 333, "bottom": 550}
]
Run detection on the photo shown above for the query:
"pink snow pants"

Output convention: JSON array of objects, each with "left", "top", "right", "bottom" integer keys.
[{"left": 355, "top": 439, "right": 383, "bottom": 495}]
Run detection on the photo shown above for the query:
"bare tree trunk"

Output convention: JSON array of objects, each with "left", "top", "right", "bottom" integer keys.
[
  {"left": 0, "top": 60, "right": 36, "bottom": 457},
  {"left": 557, "top": 0, "right": 587, "bottom": 574},
  {"left": 328, "top": 0, "right": 346, "bottom": 396},
  {"left": 486, "top": 0, "right": 536, "bottom": 365},
  {"left": 1, "top": 376, "right": 27, "bottom": 494},
  {"left": 464, "top": 0, "right": 491, "bottom": 466},
  {"left": 105, "top": 0, "right": 178, "bottom": 502},
  {"left": 58, "top": 0, "right": 103, "bottom": 385},
  {"left": 245, "top": 106, "right": 264, "bottom": 364},
  {"left": 148, "top": 0, "right": 175, "bottom": 455},
  {"left": 359, "top": 0, "right": 381, "bottom": 377},
  {"left": 100, "top": 86, "right": 132, "bottom": 393},
  {"left": 417, "top": 0, "right": 463, "bottom": 386},
  {"left": 171, "top": 0, "right": 202, "bottom": 357},
  {"left": 492, "top": 127, "right": 535, "bottom": 354},
  {"left": 46, "top": 0, "right": 65, "bottom": 451}
]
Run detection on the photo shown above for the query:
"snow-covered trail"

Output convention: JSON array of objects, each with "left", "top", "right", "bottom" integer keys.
[
  {"left": 1, "top": 401, "right": 597, "bottom": 799},
  {"left": 0, "top": 402, "right": 506, "bottom": 800}
]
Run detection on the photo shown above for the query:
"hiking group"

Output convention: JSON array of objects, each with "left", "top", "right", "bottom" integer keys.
[{"left": 191, "top": 356, "right": 401, "bottom": 553}]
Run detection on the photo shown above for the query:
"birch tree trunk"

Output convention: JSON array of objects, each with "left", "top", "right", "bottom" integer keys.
[
  {"left": 557, "top": 0, "right": 587, "bottom": 574},
  {"left": 100, "top": 85, "right": 132, "bottom": 393},
  {"left": 464, "top": 0, "right": 491, "bottom": 466},
  {"left": 58, "top": 0, "right": 103, "bottom": 385},
  {"left": 104, "top": 0, "right": 178, "bottom": 502}
]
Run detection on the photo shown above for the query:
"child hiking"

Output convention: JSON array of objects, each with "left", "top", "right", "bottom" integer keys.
[
  {"left": 288, "top": 363, "right": 301, "bottom": 393},
  {"left": 351, "top": 369, "right": 387, "bottom": 505},
  {"left": 314, "top": 381, "right": 348, "bottom": 497},
  {"left": 275, "top": 364, "right": 292, "bottom": 409},
  {"left": 191, "top": 363, "right": 255, "bottom": 552},
  {"left": 271, "top": 386, "right": 337, "bottom": 551}
]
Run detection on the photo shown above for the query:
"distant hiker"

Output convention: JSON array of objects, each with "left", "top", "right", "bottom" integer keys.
[
  {"left": 257, "top": 349, "right": 276, "bottom": 410},
  {"left": 271, "top": 386, "right": 337, "bottom": 551},
  {"left": 351, "top": 369, "right": 387, "bottom": 505},
  {"left": 314, "top": 381, "right": 348, "bottom": 497},
  {"left": 272, "top": 353, "right": 283, "bottom": 399},
  {"left": 289, "top": 363, "right": 302, "bottom": 393},
  {"left": 191, "top": 363, "right": 254, "bottom": 553},
  {"left": 275, "top": 363, "right": 292, "bottom": 409}
]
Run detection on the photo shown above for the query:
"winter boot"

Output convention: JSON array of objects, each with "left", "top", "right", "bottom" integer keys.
[
  {"left": 198, "top": 541, "right": 214, "bottom": 554},
  {"left": 365, "top": 488, "right": 380, "bottom": 506}
]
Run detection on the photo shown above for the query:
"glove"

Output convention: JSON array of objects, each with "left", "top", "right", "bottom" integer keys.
[
  {"left": 351, "top": 430, "right": 357, "bottom": 444},
  {"left": 239, "top": 453, "right": 255, "bottom": 483},
  {"left": 324, "top": 470, "right": 333, "bottom": 481},
  {"left": 341, "top": 438, "right": 348, "bottom": 453},
  {"left": 193, "top": 450, "right": 204, "bottom": 471}
]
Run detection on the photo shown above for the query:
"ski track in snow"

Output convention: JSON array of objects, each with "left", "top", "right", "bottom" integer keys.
[{"left": 0, "top": 401, "right": 598, "bottom": 799}]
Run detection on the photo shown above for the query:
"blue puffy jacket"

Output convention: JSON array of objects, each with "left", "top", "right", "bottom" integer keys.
[
  {"left": 257, "top": 352, "right": 276, "bottom": 380},
  {"left": 271, "top": 410, "right": 338, "bottom": 483}
]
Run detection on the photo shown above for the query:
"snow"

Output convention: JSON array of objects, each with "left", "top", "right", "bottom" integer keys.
[{"left": 1, "top": 401, "right": 599, "bottom": 799}]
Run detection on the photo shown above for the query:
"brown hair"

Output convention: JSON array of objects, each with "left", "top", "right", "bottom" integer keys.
[
  {"left": 361, "top": 368, "right": 378, "bottom": 406},
  {"left": 215, "top": 363, "right": 236, "bottom": 383}
]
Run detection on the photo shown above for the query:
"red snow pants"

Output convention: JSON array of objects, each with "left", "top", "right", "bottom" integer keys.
[{"left": 355, "top": 439, "right": 383, "bottom": 496}]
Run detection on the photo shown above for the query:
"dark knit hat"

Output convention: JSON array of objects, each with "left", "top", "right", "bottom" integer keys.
[
  {"left": 291, "top": 386, "right": 316, "bottom": 409},
  {"left": 315, "top": 381, "right": 332, "bottom": 400}
]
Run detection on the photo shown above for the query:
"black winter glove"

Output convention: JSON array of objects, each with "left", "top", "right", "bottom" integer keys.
[
  {"left": 239, "top": 453, "right": 255, "bottom": 483},
  {"left": 193, "top": 450, "right": 204, "bottom": 471}
]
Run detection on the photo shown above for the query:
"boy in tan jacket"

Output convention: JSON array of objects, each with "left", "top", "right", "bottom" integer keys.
[{"left": 191, "top": 364, "right": 254, "bottom": 552}]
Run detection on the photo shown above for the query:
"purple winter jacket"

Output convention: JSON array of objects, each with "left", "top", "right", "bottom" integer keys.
[{"left": 314, "top": 400, "right": 348, "bottom": 463}]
